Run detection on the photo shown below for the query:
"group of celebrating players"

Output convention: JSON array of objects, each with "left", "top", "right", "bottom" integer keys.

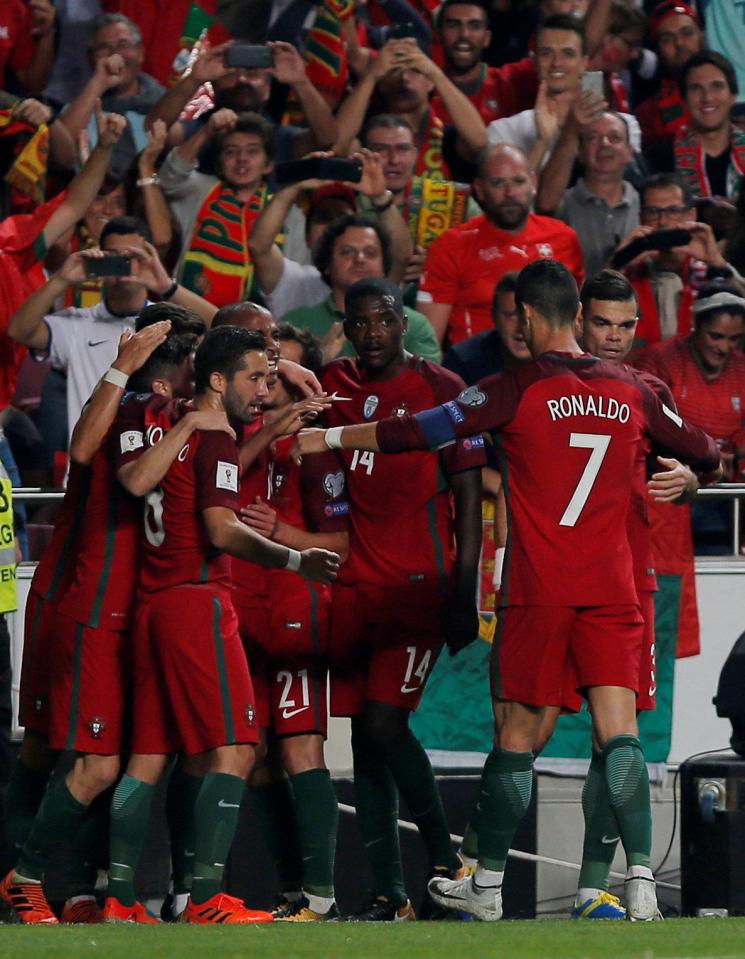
[{"left": 0, "top": 259, "right": 722, "bottom": 926}]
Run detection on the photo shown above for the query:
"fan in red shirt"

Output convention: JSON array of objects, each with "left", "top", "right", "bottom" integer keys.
[
  {"left": 0, "top": 0, "right": 55, "bottom": 96},
  {"left": 431, "top": 0, "right": 538, "bottom": 126},
  {"left": 317, "top": 277, "right": 484, "bottom": 922},
  {"left": 107, "top": 326, "right": 339, "bottom": 927},
  {"left": 297, "top": 260, "right": 720, "bottom": 924},
  {"left": 417, "top": 144, "right": 584, "bottom": 345}
]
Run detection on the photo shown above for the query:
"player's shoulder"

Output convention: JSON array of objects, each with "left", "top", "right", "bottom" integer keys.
[
  {"left": 409, "top": 356, "right": 466, "bottom": 398},
  {"left": 321, "top": 356, "right": 358, "bottom": 387},
  {"left": 626, "top": 365, "right": 673, "bottom": 401}
]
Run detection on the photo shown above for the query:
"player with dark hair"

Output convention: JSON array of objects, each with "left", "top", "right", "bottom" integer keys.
[
  {"left": 296, "top": 260, "right": 721, "bottom": 923},
  {"left": 0, "top": 314, "right": 219, "bottom": 924},
  {"left": 316, "top": 277, "right": 484, "bottom": 920},
  {"left": 106, "top": 326, "right": 339, "bottom": 925}
]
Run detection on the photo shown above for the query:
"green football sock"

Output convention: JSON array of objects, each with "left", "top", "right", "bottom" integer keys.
[
  {"left": 3, "top": 760, "right": 49, "bottom": 868},
  {"left": 108, "top": 775, "right": 156, "bottom": 907},
  {"left": 17, "top": 777, "right": 88, "bottom": 881},
  {"left": 386, "top": 732, "right": 460, "bottom": 872},
  {"left": 289, "top": 769, "right": 338, "bottom": 899},
  {"left": 578, "top": 751, "right": 619, "bottom": 891},
  {"left": 603, "top": 735, "right": 652, "bottom": 869},
  {"left": 190, "top": 772, "right": 245, "bottom": 905},
  {"left": 461, "top": 808, "right": 480, "bottom": 860},
  {"left": 66, "top": 788, "right": 112, "bottom": 897},
  {"left": 166, "top": 766, "right": 203, "bottom": 895},
  {"left": 477, "top": 748, "right": 534, "bottom": 873},
  {"left": 352, "top": 743, "right": 407, "bottom": 906},
  {"left": 251, "top": 779, "right": 303, "bottom": 893}
]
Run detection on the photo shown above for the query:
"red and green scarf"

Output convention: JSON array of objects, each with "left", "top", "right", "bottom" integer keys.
[
  {"left": 180, "top": 182, "right": 270, "bottom": 307},
  {"left": 414, "top": 110, "right": 451, "bottom": 180},
  {"left": 0, "top": 106, "right": 49, "bottom": 206},
  {"left": 404, "top": 175, "right": 470, "bottom": 249},
  {"left": 674, "top": 124, "right": 745, "bottom": 198}
]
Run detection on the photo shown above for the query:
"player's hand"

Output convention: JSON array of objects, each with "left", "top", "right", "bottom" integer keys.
[
  {"left": 207, "top": 108, "right": 239, "bottom": 138},
  {"left": 191, "top": 41, "right": 233, "bottom": 84},
  {"left": 369, "top": 38, "right": 406, "bottom": 80},
  {"left": 292, "top": 427, "right": 330, "bottom": 463},
  {"left": 534, "top": 81, "right": 561, "bottom": 144},
  {"left": 272, "top": 395, "right": 333, "bottom": 438},
  {"left": 351, "top": 148, "right": 387, "bottom": 200},
  {"left": 673, "top": 220, "right": 727, "bottom": 267},
  {"left": 93, "top": 53, "right": 126, "bottom": 92},
  {"left": 571, "top": 88, "right": 607, "bottom": 129},
  {"left": 186, "top": 410, "right": 236, "bottom": 440},
  {"left": 127, "top": 241, "right": 172, "bottom": 294},
  {"left": 139, "top": 119, "right": 167, "bottom": 176},
  {"left": 58, "top": 248, "right": 106, "bottom": 285},
  {"left": 13, "top": 98, "right": 52, "bottom": 127},
  {"left": 95, "top": 103, "right": 127, "bottom": 149},
  {"left": 391, "top": 38, "right": 439, "bottom": 81},
  {"left": 611, "top": 224, "right": 656, "bottom": 268},
  {"left": 113, "top": 321, "right": 172, "bottom": 375},
  {"left": 320, "top": 322, "right": 347, "bottom": 365},
  {"left": 444, "top": 600, "right": 480, "bottom": 656},
  {"left": 298, "top": 547, "right": 341, "bottom": 584},
  {"left": 648, "top": 456, "right": 699, "bottom": 504},
  {"left": 241, "top": 497, "right": 279, "bottom": 539},
  {"left": 277, "top": 358, "right": 323, "bottom": 398}
]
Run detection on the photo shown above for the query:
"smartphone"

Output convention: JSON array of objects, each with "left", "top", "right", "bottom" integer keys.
[
  {"left": 226, "top": 44, "right": 273, "bottom": 69},
  {"left": 646, "top": 227, "right": 691, "bottom": 251},
  {"left": 84, "top": 254, "right": 132, "bottom": 278},
  {"left": 274, "top": 157, "right": 363, "bottom": 186},
  {"left": 389, "top": 22, "right": 419, "bottom": 39},
  {"left": 581, "top": 70, "right": 604, "bottom": 98}
]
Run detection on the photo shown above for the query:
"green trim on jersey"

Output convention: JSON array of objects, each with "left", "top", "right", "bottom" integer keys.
[
  {"left": 542, "top": 352, "right": 600, "bottom": 366},
  {"left": 212, "top": 595, "right": 235, "bottom": 744},
  {"left": 199, "top": 559, "right": 210, "bottom": 584},
  {"left": 89, "top": 483, "right": 119, "bottom": 627},
  {"left": 32, "top": 231, "right": 48, "bottom": 264},
  {"left": 44, "top": 469, "right": 92, "bottom": 602},
  {"left": 23, "top": 595, "right": 45, "bottom": 687},
  {"left": 426, "top": 499, "right": 449, "bottom": 601},
  {"left": 64, "top": 624, "right": 86, "bottom": 751},
  {"left": 491, "top": 601, "right": 506, "bottom": 700},
  {"left": 308, "top": 583, "right": 322, "bottom": 732},
  {"left": 493, "top": 433, "right": 512, "bottom": 607}
]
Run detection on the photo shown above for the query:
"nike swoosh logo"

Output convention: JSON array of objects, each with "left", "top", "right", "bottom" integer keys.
[
  {"left": 218, "top": 799, "right": 240, "bottom": 809},
  {"left": 184, "top": 850, "right": 195, "bottom": 857},
  {"left": 88, "top": 339, "right": 110, "bottom": 347},
  {"left": 281, "top": 706, "right": 309, "bottom": 719},
  {"left": 400, "top": 685, "right": 422, "bottom": 694},
  {"left": 601, "top": 835, "right": 620, "bottom": 844}
]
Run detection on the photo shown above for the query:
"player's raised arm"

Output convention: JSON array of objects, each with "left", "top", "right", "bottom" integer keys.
[{"left": 202, "top": 506, "right": 340, "bottom": 584}]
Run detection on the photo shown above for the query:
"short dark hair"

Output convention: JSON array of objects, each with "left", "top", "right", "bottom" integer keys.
[
  {"left": 515, "top": 260, "right": 579, "bottom": 327},
  {"left": 90, "top": 12, "right": 142, "bottom": 49},
  {"left": 438, "top": 0, "right": 491, "bottom": 26},
  {"left": 580, "top": 269, "right": 638, "bottom": 313},
  {"left": 215, "top": 111, "right": 276, "bottom": 162},
  {"left": 362, "top": 113, "right": 415, "bottom": 144},
  {"left": 680, "top": 51, "right": 738, "bottom": 98},
  {"left": 640, "top": 172, "right": 695, "bottom": 209},
  {"left": 100, "top": 215, "right": 151, "bottom": 246},
  {"left": 345, "top": 276, "right": 405, "bottom": 318},
  {"left": 313, "top": 215, "right": 392, "bottom": 287},
  {"left": 491, "top": 270, "right": 519, "bottom": 313},
  {"left": 136, "top": 302, "right": 206, "bottom": 340},
  {"left": 277, "top": 323, "right": 324, "bottom": 373},
  {"left": 608, "top": 0, "right": 646, "bottom": 36},
  {"left": 536, "top": 13, "right": 586, "bottom": 54},
  {"left": 193, "top": 326, "right": 267, "bottom": 394},
  {"left": 212, "top": 301, "right": 272, "bottom": 329},
  {"left": 578, "top": 110, "right": 630, "bottom": 145},
  {"left": 127, "top": 335, "right": 194, "bottom": 393}
]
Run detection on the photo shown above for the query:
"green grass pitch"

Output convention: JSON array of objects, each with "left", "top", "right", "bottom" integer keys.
[{"left": 3, "top": 919, "right": 745, "bottom": 959}]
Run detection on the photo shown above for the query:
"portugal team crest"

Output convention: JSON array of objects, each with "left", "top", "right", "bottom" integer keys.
[
  {"left": 392, "top": 401, "right": 409, "bottom": 417},
  {"left": 458, "top": 385, "right": 487, "bottom": 407},
  {"left": 363, "top": 394, "right": 379, "bottom": 419},
  {"left": 88, "top": 717, "right": 106, "bottom": 739},
  {"left": 323, "top": 471, "right": 345, "bottom": 499},
  {"left": 246, "top": 704, "right": 256, "bottom": 726}
]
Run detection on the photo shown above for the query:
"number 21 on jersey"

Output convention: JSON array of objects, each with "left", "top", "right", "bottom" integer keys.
[{"left": 560, "top": 433, "right": 611, "bottom": 527}]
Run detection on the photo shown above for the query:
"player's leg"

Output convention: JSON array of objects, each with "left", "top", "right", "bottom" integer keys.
[
  {"left": 277, "top": 733, "right": 339, "bottom": 920},
  {"left": 160, "top": 754, "right": 207, "bottom": 920}
]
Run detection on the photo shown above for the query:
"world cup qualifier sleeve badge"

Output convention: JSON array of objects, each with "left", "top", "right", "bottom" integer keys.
[{"left": 457, "top": 385, "right": 487, "bottom": 407}]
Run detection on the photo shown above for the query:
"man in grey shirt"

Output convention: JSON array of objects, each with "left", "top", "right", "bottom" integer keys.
[{"left": 536, "top": 110, "right": 639, "bottom": 277}]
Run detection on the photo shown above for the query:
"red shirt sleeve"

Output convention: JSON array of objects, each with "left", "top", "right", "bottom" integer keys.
[
  {"left": 5, "top": 1, "right": 35, "bottom": 75},
  {"left": 640, "top": 381, "right": 720, "bottom": 474},
  {"left": 113, "top": 394, "right": 151, "bottom": 470},
  {"left": 194, "top": 431, "right": 241, "bottom": 512},
  {"left": 301, "top": 448, "right": 350, "bottom": 533},
  {"left": 0, "top": 191, "right": 66, "bottom": 265},
  {"left": 426, "top": 365, "right": 488, "bottom": 475}
]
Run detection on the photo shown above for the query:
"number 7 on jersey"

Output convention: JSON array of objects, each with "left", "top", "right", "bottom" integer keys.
[{"left": 559, "top": 432, "right": 611, "bottom": 527}]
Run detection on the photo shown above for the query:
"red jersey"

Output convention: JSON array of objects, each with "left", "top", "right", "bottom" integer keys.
[
  {"left": 321, "top": 356, "right": 484, "bottom": 589},
  {"left": 635, "top": 335, "right": 745, "bottom": 465},
  {"left": 431, "top": 60, "right": 538, "bottom": 127},
  {"left": 233, "top": 419, "right": 271, "bottom": 603},
  {"left": 418, "top": 213, "right": 584, "bottom": 344},
  {"left": 30, "top": 462, "right": 90, "bottom": 603},
  {"left": 0, "top": 0, "right": 35, "bottom": 88},
  {"left": 377, "top": 353, "right": 720, "bottom": 607},
  {"left": 117, "top": 395, "right": 240, "bottom": 593},
  {"left": 0, "top": 193, "right": 66, "bottom": 406},
  {"left": 56, "top": 415, "right": 143, "bottom": 631}
]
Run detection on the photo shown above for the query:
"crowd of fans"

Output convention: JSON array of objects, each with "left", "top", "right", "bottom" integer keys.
[{"left": 0, "top": 0, "right": 744, "bottom": 549}]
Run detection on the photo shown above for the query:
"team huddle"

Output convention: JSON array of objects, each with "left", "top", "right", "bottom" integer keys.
[{"left": 1, "top": 261, "right": 721, "bottom": 926}]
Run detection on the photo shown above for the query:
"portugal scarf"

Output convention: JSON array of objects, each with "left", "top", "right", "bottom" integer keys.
[
  {"left": 180, "top": 182, "right": 270, "bottom": 307},
  {"left": 415, "top": 110, "right": 451, "bottom": 180},
  {"left": 0, "top": 108, "right": 49, "bottom": 205},
  {"left": 404, "top": 176, "right": 470, "bottom": 249},
  {"left": 674, "top": 124, "right": 745, "bottom": 198}
]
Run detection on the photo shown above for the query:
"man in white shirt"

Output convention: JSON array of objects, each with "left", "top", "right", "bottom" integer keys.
[
  {"left": 8, "top": 216, "right": 214, "bottom": 442},
  {"left": 486, "top": 13, "right": 640, "bottom": 169}
]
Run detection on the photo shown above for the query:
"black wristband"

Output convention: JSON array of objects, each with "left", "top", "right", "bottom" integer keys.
[
  {"left": 371, "top": 190, "right": 395, "bottom": 213},
  {"left": 160, "top": 278, "right": 178, "bottom": 301}
]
